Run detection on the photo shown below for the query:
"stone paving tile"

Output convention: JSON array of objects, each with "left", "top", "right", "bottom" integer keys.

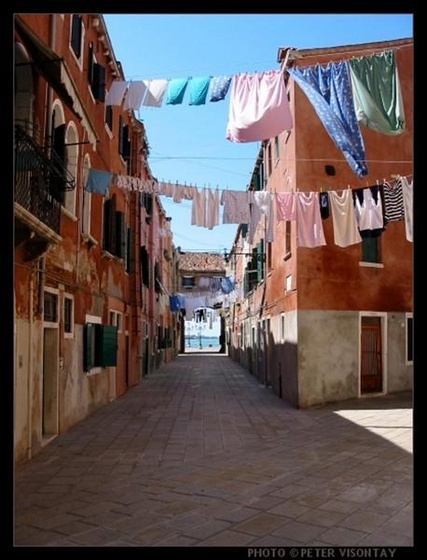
[
  {"left": 194, "top": 529, "right": 256, "bottom": 547},
  {"left": 271, "top": 518, "right": 328, "bottom": 544},
  {"left": 13, "top": 355, "right": 413, "bottom": 548},
  {"left": 233, "top": 512, "right": 289, "bottom": 536},
  {"left": 66, "top": 526, "right": 127, "bottom": 546},
  {"left": 338, "top": 509, "right": 391, "bottom": 533},
  {"left": 316, "top": 525, "right": 369, "bottom": 546}
]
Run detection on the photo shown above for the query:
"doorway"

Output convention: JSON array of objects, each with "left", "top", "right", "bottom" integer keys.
[
  {"left": 42, "top": 327, "right": 59, "bottom": 439},
  {"left": 360, "top": 315, "right": 384, "bottom": 394}
]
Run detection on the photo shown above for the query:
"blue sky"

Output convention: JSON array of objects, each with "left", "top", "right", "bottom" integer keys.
[{"left": 103, "top": 13, "right": 413, "bottom": 254}]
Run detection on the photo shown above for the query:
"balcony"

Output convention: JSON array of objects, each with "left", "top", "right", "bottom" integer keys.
[{"left": 14, "top": 125, "right": 75, "bottom": 259}]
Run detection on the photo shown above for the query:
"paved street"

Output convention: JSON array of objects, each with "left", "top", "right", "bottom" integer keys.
[{"left": 13, "top": 352, "right": 413, "bottom": 548}]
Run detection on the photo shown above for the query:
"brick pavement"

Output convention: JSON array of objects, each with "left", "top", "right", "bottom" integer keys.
[{"left": 13, "top": 353, "right": 413, "bottom": 548}]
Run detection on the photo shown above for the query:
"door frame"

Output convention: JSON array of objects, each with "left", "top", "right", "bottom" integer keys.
[{"left": 359, "top": 311, "right": 387, "bottom": 397}]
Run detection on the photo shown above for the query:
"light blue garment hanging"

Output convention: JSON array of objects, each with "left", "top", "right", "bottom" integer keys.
[
  {"left": 188, "top": 76, "right": 211, "bottom": 105},
  {"left": 85, "top": 169, "right": 112, "bottom": 195},
  {"left": 165, "top": 77, "right": 189, "bottom": 105},
  {"left": 288, "top": 61, "right": 368, "bottom": 177}
]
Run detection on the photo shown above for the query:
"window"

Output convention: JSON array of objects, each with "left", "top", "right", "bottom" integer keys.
[
  {"left": 274, "top": 135, "right": 280, "bottom": 163},
  {"left": 63, "top": 295, "right": 74, "bottom": 337},
  {"left": 125, "top": 227, "right": 133, "bottom": 272},
  {"left": 361, "top": 236, "right": 381, "bottom": 264},
  {"left": 182, "top": 276, "right": 195, "bottom": 289},
  {"left": 110, "top": 310, "right": 122, "bottom": 333},
  {"left": 102, "top": 195, "right": 126, "bottom": 258},
  {"left": 64, "top": 124, "right": 78, "bottom": 215},
  {"left": 140, "top": 245, "right": 150, "bottom": 287},
  {"left": 82, "top": 156, "right": 92, "bottom": 235},
  {"left": 285, "top": 221, "right": 291, "bottom": 258},
  {"left": 105, "top": 105, "right": 113, "bottom": 131},
  {"left": 70, "top": 14, "right": 83, "bottom": 59},
  {"left": 83, "top": 323, "right": 117, "bottom": 372},
  {"left": 44, "top": 290, "right": 58, "bottom": 323},
  {"left": 118, "top": 116, "right": 131, "bottom": 167},
  {"left": 281, "top": 313, "right": 285, "bottom": 341},
  {"left": 406, "top": 314, "right": 413, "bottom": 364},
  {"left": 87, "top": 42, "right": 106, "bottom": 102}
]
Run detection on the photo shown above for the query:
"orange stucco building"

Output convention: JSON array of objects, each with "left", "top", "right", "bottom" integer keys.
[
  {"left": 227, "top": 38, "right": 413, "bottom": 408},
  {"left": 14, "top": 14, "right": 178, "bottom": 464}
]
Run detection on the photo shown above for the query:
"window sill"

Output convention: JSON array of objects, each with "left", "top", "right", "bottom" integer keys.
[
  {"left": 101, "top": 250, "right": 123, "bottom": 263},
  {"left": 358, "top": 261, "right": 384, "bottom": 269},
  {"left": 82, "top": 233, "right": 98, "bottom": 247},
  {"left": 61, "top": 207, "right": 77, "bottom": 221}
]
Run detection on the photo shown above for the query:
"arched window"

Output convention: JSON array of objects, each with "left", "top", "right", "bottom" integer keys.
[
  {"left": 81, "top": 154, "right": 91, "bottom": 235},
  {"left": 64, "top": 123, "right": 79, "bottom": 215}
]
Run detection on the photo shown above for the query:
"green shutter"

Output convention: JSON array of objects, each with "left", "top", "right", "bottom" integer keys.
[
  {"left": 115, "top": 211, "right": 125, "bottom": 258},
  {"left": 102, "top": 198, "right": 111, "bottom": 250},
  {"left": 99, "top": 325, "right": 118, "bottom": 367},
  {"left": 362, "top": 236, "right": 379, "bottom": 263},
  {"left": 126, "top": 227, "right": 133, "bottom": 272},
  {"left": 83, "top": 323, "right": 95, "bottom": 371}
]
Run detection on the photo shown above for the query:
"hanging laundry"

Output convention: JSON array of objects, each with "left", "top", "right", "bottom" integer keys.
[
  {"left": 248, "top": 191, "right": 275, "bottom": 244},
  {"left": 124, "top": 81, "right": 147, "bottom": 110},
  {"left": 169, "top": 295, "right": 181, "bottom": 312},
  {"left": 209, "top": 75, "right": 232, "bottom": 102},
  {"left": 348, "top": 50, "right": 405, "bottom": 135},
  {"left": 288, "top": 62, "right": 368, "bottom": 177},
  {"left": 353, "top": 186, "right": 384, "bottom": 236},
  {"left": 85, "top": 169, "right": 112, "bottom": 195},
  {"left": 105, "top": 80, "right": 128, "bottom": 106},
  {"left": 206, "top": 188, "right": 220, "bottom": 229},
  {"left": 382, "top": 178, "right": 404, "bottom": 223},
  {"left": 275, "top": 192, "right": 297, "bottom": 221},
  {"left": 296, "top": 191, "right": 327, "bottom": 248},
  {"left": 220, "top": 276, "right": 235, "bottom": 294},
  {"left": 188, "top": 76, "right": 211, "bottom": 106},
  {"left": 221, "top": 190, "right": 251, "bottom": 224},
  {"left": 226, "top": 70, "right": 293, "bottom": 143},
  {"left": 165, "top": 77, "right": 189, "bottom": 105},
  {"left": 172, "top": 183, "right": 195, "bottom": 203},
  {"left": 191, "top": 187, "right": 207, "bottom": 226},
  {"left": 328, "top": 189, "right": 362, "bottom": 247},
  {"left": 319, "top": 192, "right": 330, "bottom": 219},
  {"left": 142, "top": 79, "right": 168, "bottom": 107},
  {"left": 401, "top": 176, "right": 413, "bottom": 243}
]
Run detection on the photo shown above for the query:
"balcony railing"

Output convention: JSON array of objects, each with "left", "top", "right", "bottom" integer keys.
[{"left": 14, "top": 125, "right": 75, "bottom": 235}]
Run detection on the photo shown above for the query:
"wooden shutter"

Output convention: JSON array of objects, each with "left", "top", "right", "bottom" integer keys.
[
  {"left": 126, "top": 227, "right": 133, "bottom": 272},
  {"left": 99, "top": 325, "right": 118, "bottom": 367},
  {"left": 91, "top": 63, "right": 106, "bottom": 102},
  {"left": 102, "top": 198, "right": 111, "bottom": 250},
  {"left": 70, "top": 15, "right": 82, "bottom": 58},
  {"left": 115, "top": 211, "right": 125, "bottom": 258}
]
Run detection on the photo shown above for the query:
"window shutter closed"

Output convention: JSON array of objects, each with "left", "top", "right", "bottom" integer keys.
[
  {"left": 126, "top": 227, "right": 133, "bottom": 272},
  {"left": 71, "top": 15, "right": 82, "bottom": 58},
  {"left": 100, "top": 325, "right": 118, "bottom": 367},
  {"left": 91, "top": 63, "right": 106, "bottom": 102},
  {"left": 115, "top": 211, "right": 125, "bottom": 258}
]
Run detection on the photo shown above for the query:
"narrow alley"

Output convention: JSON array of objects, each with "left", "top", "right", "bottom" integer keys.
[{"left": 13, "top": 352, "right": 413, "bottom": 548}]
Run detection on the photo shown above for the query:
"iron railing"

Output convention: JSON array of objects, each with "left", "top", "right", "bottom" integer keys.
[{"left": 14, "top": 124, "right": 75, "bottom": 234}]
